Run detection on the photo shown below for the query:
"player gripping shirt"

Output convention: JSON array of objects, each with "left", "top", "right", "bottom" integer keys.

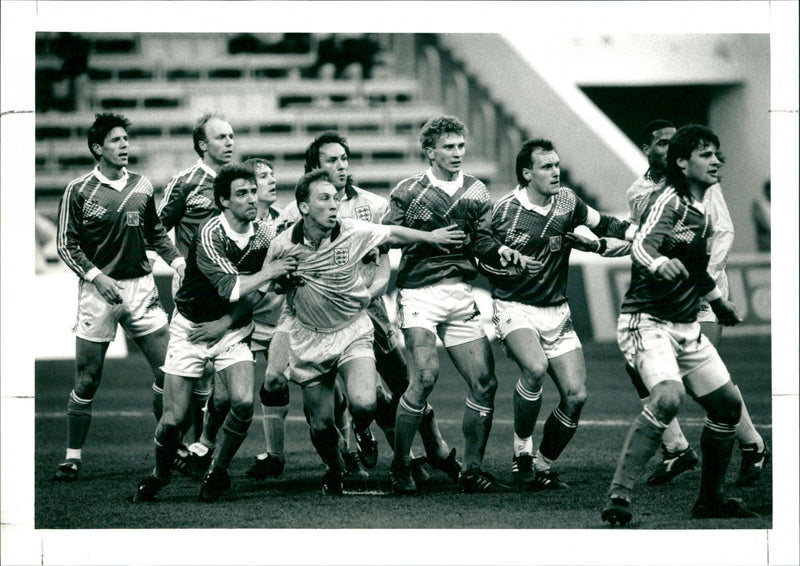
[{"left": 267, "top": 217, "right": 393, "bottom": 386}]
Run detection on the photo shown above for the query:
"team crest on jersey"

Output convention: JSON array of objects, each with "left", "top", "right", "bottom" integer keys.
[
  {"left": 549, "top": 236, "right": 562, "bottom": 252},
  {"left": 126, "top": 211, "right": 140, "bottom": 226},
  {"left": 334, "top": 246, "right": 350, "bottom": 265},
  {"left": 354, "top": 205, "right": 372, "bottom": 221}
]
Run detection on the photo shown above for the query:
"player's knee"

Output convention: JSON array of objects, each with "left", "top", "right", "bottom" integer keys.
[
  {"left": 229, "top": 399, "right": 254, "bottom": 423},
  {"left": 524, "top": 358, "right": 549, "bottom": 382},
  {"left": 259, "top": 383, "right": 290, "bottom": 407},
  {"left": 74, "top": 371, "right": 101, "bottom": 399},
  {"left": 564, "top": 387, "right": 587, "bottom": 412},
  {"left": 416, "top": 369, "right": 438, "bottom": 396},
  {"left": 651, "top": 382, "right": 685, "bottom": 422},
  {"left": 707, "top": 393, "right": 741, "bottom": 426},
  {"left": 155, "top": 422, "right": 182, "bottom": 446},
  {"left": 230, "top": 393, "right": 253, "bottom": 420},
  {"left": 520, "top": 372, "right": 545, "bottom": 393}
]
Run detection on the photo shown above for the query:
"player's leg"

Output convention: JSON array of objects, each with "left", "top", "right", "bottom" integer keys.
[
  {"left": 533, "top": 348, "right": 587, "bottom": 489},
  {"left": 132, "top": 325, "right": 170, "bottom": 422},
  {"left": 339, "top": 356, "right": 378, "bottom": 440},
  {"left": 447, "top": 336, "right": 509, "bottom": 493},
  {"left": 249, "top": 331, "right": 291, "bottom": 480},
  {"left": 54, "top": 337, "right": 109, "bottom": 481},
  {"left": 604, "top": 379, "right": 684, "bottom": 525},
  {"left": 302, "top": 374, "right": 346, "bottom": 494},
  {"left": 683, "top": 348, "right": 758, "bottom": 518},
  {"left": 627, "top": 361, "right": 699, "bottom": 487},
  {"left": 391, "top": 326, "right": 439, "bottom": 492},
  {"left": 133, "top": 372, "right": 195, "bottom": 502},
  {"left": 603, "top": 314, "right": 684, "bottom": 525},
  {"left": 499, "top": 327, "right": 548, "bottom": 488},
  {"left": 700, "top": 320, "right": 768, "bottom": 486}
]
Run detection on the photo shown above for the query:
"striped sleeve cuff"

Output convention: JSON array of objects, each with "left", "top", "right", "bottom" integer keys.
[{"left": 648, "top": 256, "right": 669, "bottom": 275}]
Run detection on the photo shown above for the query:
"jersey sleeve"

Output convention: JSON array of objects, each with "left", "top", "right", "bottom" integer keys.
[
  {"left": 349, "top": 219, "right": 392, "bottom": 261},
  {"left": 196, "top": 224, "right": 239, "bottom": 301},
  {"left": 56, "top": 181, "right": 96, "bottom": 279},
  {"left": 631, "top": 192, "right": 678, "bottom": 273},
  {"left": 381, "top": 182, "right": 409, "bottom": 228},
  {"left": 705, "top": 184, "right": 734, "bottom": 278},
  {"left": 469, "top": 195, "right": 505, "bottom": 267},
  {"left": 143, "top": 185, "right": 182, "bottom": 266},
  {"left": 157, "top": 174, "right": 188, "bottom": 231}
]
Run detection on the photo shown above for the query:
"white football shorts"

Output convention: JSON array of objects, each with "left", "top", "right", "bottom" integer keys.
[
  {"left": 617, "top": 312, "right": 730, "bottom": 397},
  {"left": 493, "top": 299, "right": 581, "bottom": 359},
  {"left": 396, "top": 281, "right": 486, "bottom": 347},
  {"left": 161, "top": 311, "right": 254, "bottom": 378},
  {"left": 287, "top": 311, "right": 374, "bottom": 387},
  {"left": 74, "top": 273, "right": 168, "bottom": 342}
]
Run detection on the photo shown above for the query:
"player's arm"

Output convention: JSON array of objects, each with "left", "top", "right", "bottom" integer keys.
[
  {"left": 56, "top": 182, "right": 124, "bottom": 303},
  {"left": 706, "top": 184, "right": 734, "bottom": 276},
  {"left": 186, "top": 292, "right": 262, "bottom": 344},
  {"left": 384, "top": 223, "right": 465, "bottom": 246},
  {"left": 470, "top": 199, "right": 527, "bottom": 269},
  {"left": 143, "top": 189, "right": 185, "bottom": 278},
  {"left": 565, "top": 225, "right": 632, "bottom": 257},
  {"left": 157, "top": 175, "right": 188, "bottom": 231},
  {"left": 630, "top": 193, "right": 680, "bottom": 277}
]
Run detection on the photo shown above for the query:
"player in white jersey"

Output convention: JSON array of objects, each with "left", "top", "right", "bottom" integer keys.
[
  {"left": 254, "top": 132, "right": 458, "bottom": 484},
  {"left": 267, "top": 170, "right": 465, "bottom": 494},
  {"left": 54, "top": 113, "right": 185, "bottom": 482},
  {"left": 624, "top": 120, "right": 768, "bottom": 488}
]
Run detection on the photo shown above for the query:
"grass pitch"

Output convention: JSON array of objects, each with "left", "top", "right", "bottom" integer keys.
[{"left": 35, "top": 337, "right": 772, "bottom": 530}]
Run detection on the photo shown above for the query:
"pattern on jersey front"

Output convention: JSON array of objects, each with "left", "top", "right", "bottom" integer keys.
[
  {"left": 541, "top": 189, "right": 575, "bottom": 236},
  {"left": 116, "top": 177, "right": 153, "bottom": 212},
  {"left": 186, "top": 190, "right": 214, "bottom": 210},
  {"left": 406, "top": 187, "right": 435, "bottom": 223},
  {"left": 443, "top": 180, "right": 490, "bottom": 217},
  {"left": 82, "top": 199, "right": 107, "bottom": 220}
]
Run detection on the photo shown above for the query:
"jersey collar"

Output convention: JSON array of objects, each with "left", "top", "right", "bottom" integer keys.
[
  {"left": 290, "top": 218, "right": 342, "bottom": 245},
  {"left": 198, "top": 158, "right": 218, "bottom": 178},
  {"left": 515, "top": 185, "right": 553, "bottom": 213},
  {"left": 93, "top": 166, "right": 129, "bottom": 191}
]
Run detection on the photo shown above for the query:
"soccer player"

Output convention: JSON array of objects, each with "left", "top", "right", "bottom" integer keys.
[
  {"left": 54, "top": 112, "right": 185, "bottom": 481},
  {"left": 484, "top": 139, "right": 634, "bottom": 490},
  {"left": 157, "top": 113, "right": 235, "bottom": 468},
  {"left": 133, "top": 163, "right": 298, "bottom": 502},
  {"left": 251, "top": 131, "right": 459, "bottom": 484},
  {"left": 602, "top": 125, "right": 759, "bottom": 525},
  {"left": 382, "top": 115, "right": 528, "bottom": 494},
  {"left": 626, "top": 120, "right": 769, "bottom": 487},
  {"left": 266, "top": 169, "right": 466, "bottom": 494}
]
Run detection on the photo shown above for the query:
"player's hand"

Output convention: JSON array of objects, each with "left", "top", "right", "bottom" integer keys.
[
  {"left": 174, "top": 263, "right": 186, "bottom": 289},
  {"left": 264, "top": 256, "right": 299, "bottom": 280},
  {"left": 565, "top": 231, "right": 601, "bottom": 253},
  {"left": 274, "top": 273, "right": 305, "bottom": 294},
  {"left": 519, "top": 255, "right": 545, "bottom": 276},
  {"left": 429, "top": 224, "right": 466, "bottom": 246},
  {"left": 93, "top": 273, "right": 124, "bottom": 305},
  {"left": 655, "top": 258, "right": 689, "bottom": 281},
  {"left": 709, "top": 298, "right": 743, "bottom": 326},
  {"left": 362, "top": 247, "right": 380, "bottom": 265},
  {"left": 499, "top": 247, "right": 525, "bottom": 269},
  {"left": 188, "top": 315, "right": 233, "bottom": 345}
]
